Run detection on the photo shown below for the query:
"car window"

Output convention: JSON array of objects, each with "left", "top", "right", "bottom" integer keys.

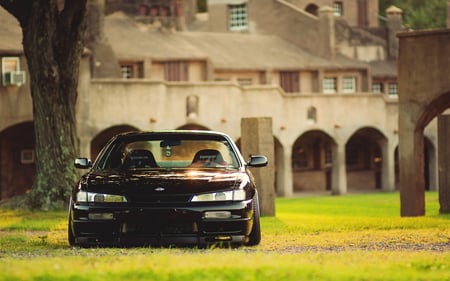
[{"left": 96, "top": 138, "right": 239, "bottom": 170}]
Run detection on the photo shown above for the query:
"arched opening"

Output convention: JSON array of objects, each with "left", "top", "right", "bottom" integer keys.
[
  {"left": 292, "top": 130, "right": 335, "bottom": 192},
  {"left": 176, "top": 123, "right": 210, "bottom": 130},
  {"left": 90, "top": 125, "right": 138, "bottom": 161},
  {"left": 305, "top": 3, "right": 319, "bottom": 16},
  {"left": 346, "top": 127, "right": 386, "bottom": 191},
  {"left": 0, "top": 122, "right": 35, "bottom": 200}
]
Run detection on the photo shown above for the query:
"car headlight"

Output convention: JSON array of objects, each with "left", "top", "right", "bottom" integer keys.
[
  {"left": 190, "top": 189, "right": 246, "bottom": 202},
  {"left": 76, "top": 191, "right": 127, "bottom": 203}
]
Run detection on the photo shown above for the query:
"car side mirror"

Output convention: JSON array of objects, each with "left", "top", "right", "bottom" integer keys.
[
  {"left": 247, "top": 155, "right": 268, "bottom": 167},
  {"left": 74, "top": 158, "right": 92, "bottom": 169}
]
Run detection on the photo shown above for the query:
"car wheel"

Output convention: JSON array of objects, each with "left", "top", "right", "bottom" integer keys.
[
  {"left": 246, "top": 192, "right": 261, "bottom": 246},
  {"left": 68, "top": 203, "right": 76, "bottom": 246}
]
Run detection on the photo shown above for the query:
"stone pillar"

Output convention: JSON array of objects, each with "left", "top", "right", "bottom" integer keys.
[
  {"left": 382, "top": 140, "right": 397, "bottom": 191},
  {"left": 241, "top": 117, "right": 276, "bottom": 216},
  {"left": 438, "top": 114, "right": 450, "bottom": 213},
  {"left": 380, "top": 139, "right": 395, "bottom": 191},
  {"left": 278, "top": 144, "right": 293, "bottom": 197},
  {"left": 386, "top": 5, "right": 403, "bottom": 60},
  {"left": 398, "top": 106, "right": 425, "bottom": 216},
  {"left": 332, "top": 143, "right": 347, "bottom": 195}
]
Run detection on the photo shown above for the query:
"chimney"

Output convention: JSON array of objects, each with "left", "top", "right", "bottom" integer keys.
[
  {"left": 318, "top": 6, "right": 335, "bottom": 59},
  {"left": 386, "top": 5, "right": 403, "bottom": 60},
  {"left": 86, "top": 0, "right": 121, "bottom": 78},
  {"left": 174, "top": 0, "right": 186, "bottom": 31}
]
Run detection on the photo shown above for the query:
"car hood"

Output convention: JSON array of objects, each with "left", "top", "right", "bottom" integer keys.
[{"left": 78, "top": 169, "right": 250, "bottom": 202}]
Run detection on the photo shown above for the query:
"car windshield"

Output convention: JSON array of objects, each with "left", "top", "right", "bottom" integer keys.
[{"left": 95, "top": 136, "right": 240, "bottom": 171}]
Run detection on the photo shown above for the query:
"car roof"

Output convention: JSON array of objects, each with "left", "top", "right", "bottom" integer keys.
[{"left": 115, "top": 130, "right": 231, "bottom": 138}]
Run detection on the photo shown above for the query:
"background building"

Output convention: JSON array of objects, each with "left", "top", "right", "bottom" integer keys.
[{"left": 0, "top": 1, "right": 440, "bottom": 200}]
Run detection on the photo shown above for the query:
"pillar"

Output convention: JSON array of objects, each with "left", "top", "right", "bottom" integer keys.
[
  {"left": 241, "top": 117, "right": 276, "bottom": 216},
  {"left": 438, "top": 114, "right": 450, "bottom": 213},
  {"left": 332, "top": 143, "right": 347, "bottom": 195}
]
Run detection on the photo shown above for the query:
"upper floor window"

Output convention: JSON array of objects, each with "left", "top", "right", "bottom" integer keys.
[
  {"left": 323, "top": 77, "right": 337, "bottom": 94},
  {"left": 372, "top": 82, "right": 383, "bottom": 93},
  {"left": 333, "top": 1, "right": 343, "bottom": 17},
  {"left": 342, "top": 76, "right": 356, "bottom": 93},
  {"left": 164, "top": 61, "right": 189, "bottom": 81},
  {"left": 280, "top": 71, "right": 299, "bottom": 93},
  {"left": 388, "top": 82, "right": 398, "bottom": 96},
  {"left": 120, "top": 61, "right": 144, "bottom": 79},
  {"left": 228, "top": 3, "right": 248, "bottom": 31},
  {"left": 2, "top": 56, "right": 26, "bottom": 86}
]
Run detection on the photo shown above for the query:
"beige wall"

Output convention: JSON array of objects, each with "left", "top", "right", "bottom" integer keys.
[{"left": 281, "top": 0, "right": 379, "bottom": 27}]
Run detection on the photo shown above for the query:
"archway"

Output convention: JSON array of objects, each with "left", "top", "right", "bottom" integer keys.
[
  {"left": 398, "top": 29, "right": 450, "bottom": 216},
  {"left": 305, "top": 3, "right": 319, "bottom": 16},
  {"left": 176, "top": 123, "right": 210, "bottom": 130},
  {"left": 345, "top": 127, "right": 386, "bottom": 191},
  {"left": 90, "top": 125, "right": 138, "bottom": 161},
  {"left": 292, "top": 130, "right": 335, "bottom": 192},
  {"left": 0, "top": 122, "right": 35, "bottom": 200}
]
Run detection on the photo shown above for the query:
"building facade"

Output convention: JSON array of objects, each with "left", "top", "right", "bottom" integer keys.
[{"left": 0, "top": 1, "right": 440, "bottom": 200}]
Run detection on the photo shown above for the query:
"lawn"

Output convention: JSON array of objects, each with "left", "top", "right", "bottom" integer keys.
[{"left": 0, "top": 192, "right": 449, "bottom": 281}]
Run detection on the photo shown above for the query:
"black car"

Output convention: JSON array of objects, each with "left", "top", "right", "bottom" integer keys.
[{"left": 68, "top": 130, "right": 268, "bottom": 247}]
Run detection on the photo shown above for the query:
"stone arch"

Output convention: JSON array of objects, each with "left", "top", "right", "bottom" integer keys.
[
  {"left": 292, "top": 130, "right": 336, "bottom": 192},
  {"left": 0, "top": 121, "right": 35, "bottom": 200},
  {"left": 398, "top": 29, "right": 450, "bottom": 216},
  {"left": 176, "top": 123, "right": 210, "bottom": 130},
  {"left": 90, "top": 124, "right": 138, "bottom": 161},
  {"left": 345, "top": 127, "right": 387, "bottom": 191}
]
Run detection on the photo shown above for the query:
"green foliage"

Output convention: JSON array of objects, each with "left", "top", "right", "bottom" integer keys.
[
  {"left": 0, "top": 192, "right": 449, "bottom": 281},
  {"left": 380, "top": 0, "right": 447, "bottom": 29}
]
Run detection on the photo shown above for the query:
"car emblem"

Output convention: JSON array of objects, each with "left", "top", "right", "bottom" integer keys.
[{"left": 154, "top": 187, "right": 165, "bottom": 192}]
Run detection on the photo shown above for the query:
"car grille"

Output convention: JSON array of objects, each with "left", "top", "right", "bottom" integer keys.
[{"left": 127, "top": 194, "right": 192, "bottom": 203}]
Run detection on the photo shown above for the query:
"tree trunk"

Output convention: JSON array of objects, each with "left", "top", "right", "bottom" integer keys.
[{"left": 1, "top": 1, "right": 87, "bottom": 209}]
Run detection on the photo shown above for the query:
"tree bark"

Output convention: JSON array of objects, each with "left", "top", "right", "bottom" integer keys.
[{"left": 0, "top": 0, "right": 87, "bottom": 209}]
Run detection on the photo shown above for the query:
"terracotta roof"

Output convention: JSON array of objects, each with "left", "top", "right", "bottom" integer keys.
[
  {"left": 0, "top": 7, "right": 23, "bottom": 53},
  {"left": 104, "top": 12, "right": 368, "bottom": 71}
]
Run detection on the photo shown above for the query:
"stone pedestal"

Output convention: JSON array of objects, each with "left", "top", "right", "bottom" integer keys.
[{"left": 241, "top": 117, "right": 275, "bottom": 216}]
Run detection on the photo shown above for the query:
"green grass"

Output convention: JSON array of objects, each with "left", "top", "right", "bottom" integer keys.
[{"left": 0, "top": 192, "right": 449, "bottom": 281}]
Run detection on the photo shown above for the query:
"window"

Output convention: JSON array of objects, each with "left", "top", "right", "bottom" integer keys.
[
  {"left": 21, "top": 149, "right": 35, "bottom": 164},
  {"left": 164, "top": 61, "right": 189, "bottom": 81},
  {"left": 237, "top": 78, "right": 253, "bottom": 86},
  {"left": 333, "top": 1, "right": 343, "bottom": 16},
  {"left": 228, "top": 3, "right": 248, "bottom": 31},
  {"left": 2, "top": 56, "right": 26, "bottom": 86},
  {"left": 342, "top": 76, "right": 356, "bottom": 93},
  {"left": 372, "top": 82, "right": 383, "bottom": 93},
  {"left": 388, "top": 83, "right": 398, "bottom": 95},
  {"left": 280, "top": 71, "right": 299, "bottom": 93},
  {"left": 119, "top": 61, "right": 143, "bottom": 79},
  {"left": 323, "top": 77, "right": 337, "bottom": 94}
]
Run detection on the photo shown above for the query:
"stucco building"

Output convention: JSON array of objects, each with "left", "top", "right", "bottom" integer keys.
[{"left": 0, "top": 1, "right": 441, "bottom": 200}]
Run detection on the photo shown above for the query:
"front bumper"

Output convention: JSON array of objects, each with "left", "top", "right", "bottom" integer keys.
[{"left": 70, "top": 200, "right": 254, "bottom": 247}]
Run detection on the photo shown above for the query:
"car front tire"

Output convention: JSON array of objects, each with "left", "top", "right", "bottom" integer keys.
[{"left": 246, "top": 192, "right": 261, "bottom": 246}]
